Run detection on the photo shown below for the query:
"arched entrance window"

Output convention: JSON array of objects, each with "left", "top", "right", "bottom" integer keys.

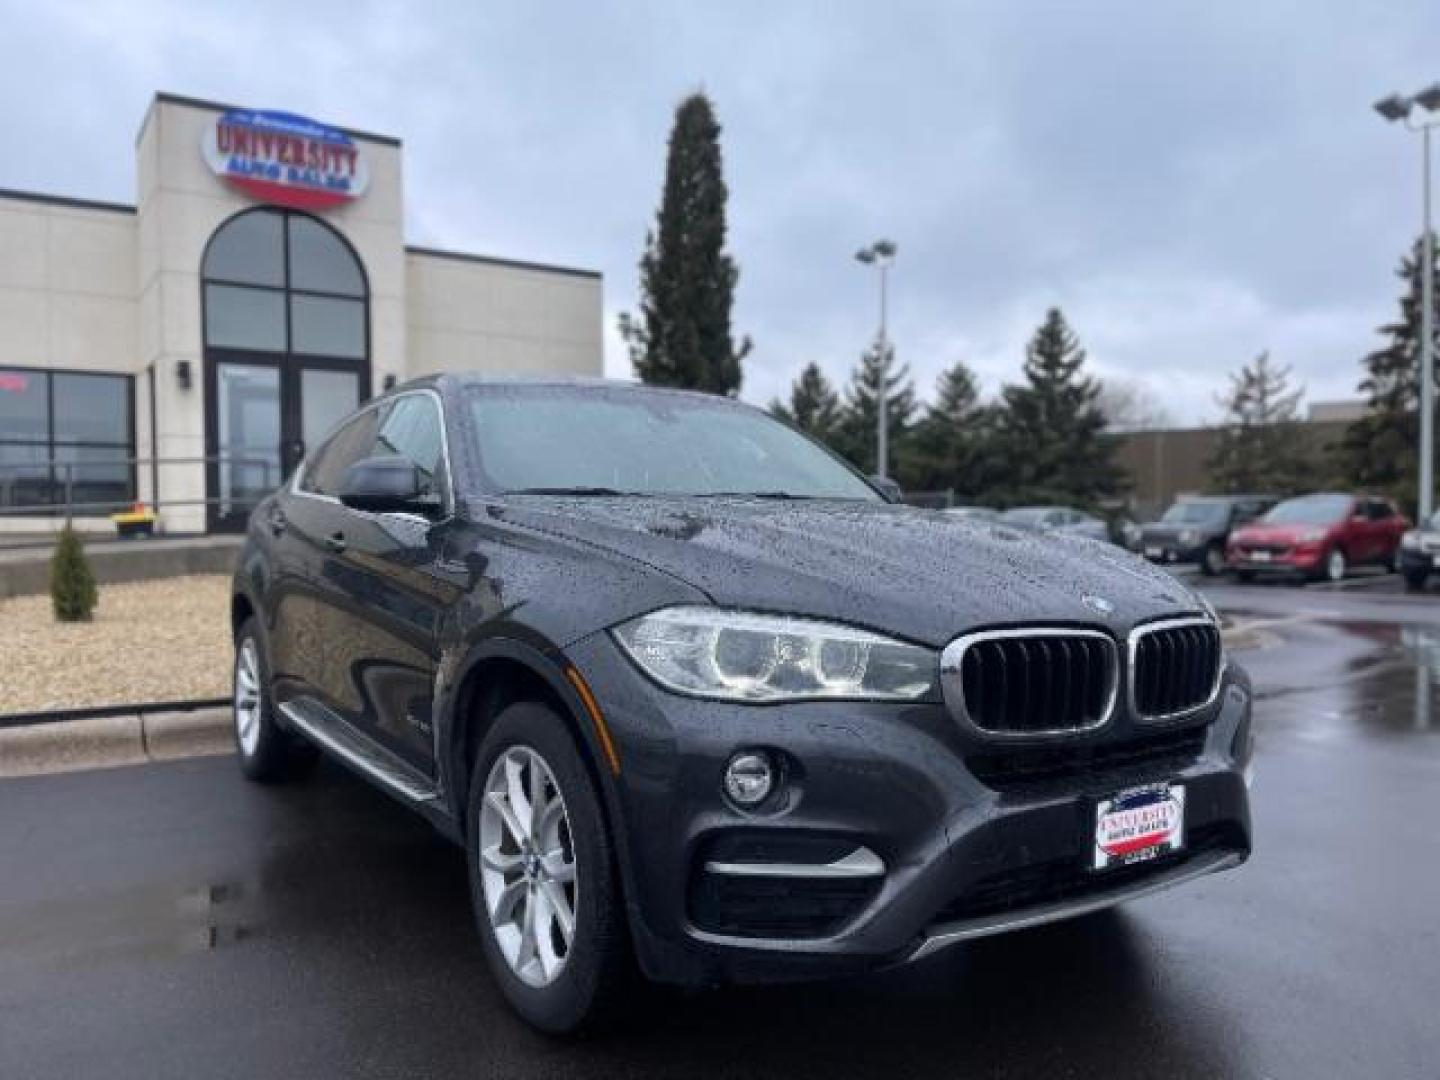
[{"left": 201, "top": 208, "right": 370, "bottom": 529}]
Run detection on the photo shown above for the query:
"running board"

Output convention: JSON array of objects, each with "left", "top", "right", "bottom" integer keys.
[{"left": 278, "top": 699, "right": 440, "bottom": 804}]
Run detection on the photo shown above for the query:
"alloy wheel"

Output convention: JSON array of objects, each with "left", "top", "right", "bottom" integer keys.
[
  {"left": 478, "top": 746, "right": 578, "bottom": 988},
  {"left": 1327, "top": 549, "right": 1346, "bottom": 583},
  {"left": 234, "top": 639, "right": 262, "bottom": 756}
]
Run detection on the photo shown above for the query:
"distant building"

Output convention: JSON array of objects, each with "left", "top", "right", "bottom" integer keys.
[
  {"left": 0, "top": 93, "right": 603, "bottom": 534},
  {"left": 1111, "top": 418, "right": 1353, "bottom": 520},
  {"left": 1307, "top": 399, "right": 1369, "bottom": 423}
]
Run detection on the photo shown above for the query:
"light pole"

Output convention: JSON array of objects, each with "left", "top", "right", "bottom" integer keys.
[
  {"left": 1376, "top": 83, "right": 1440, "bottom": 520},
  {"left": 855, "top": 239, "right": 897, "bottom": 478}
]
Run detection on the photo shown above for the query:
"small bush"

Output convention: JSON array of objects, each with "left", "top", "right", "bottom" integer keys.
[{"left": 50, "top": 526, "right": 98, "bottom": 622}]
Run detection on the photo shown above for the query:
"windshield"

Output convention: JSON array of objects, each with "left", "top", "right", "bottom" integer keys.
[
  {"left": 1161, "top": 500, "right": 1228, "bottom": 525},
  {"left": 1000, "top": 508, "right": 1052, "bottom": 525},
  {"left": 1261, "top": 495, "right": 1352, "bottom": 526},
  {"left": 464, "top": 385, "right": 880, "bottom": 500}
]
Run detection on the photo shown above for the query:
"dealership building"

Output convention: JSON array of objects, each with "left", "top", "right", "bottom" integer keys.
[{"left": 0, "top": 93, "right": 603, "bottom": 533}]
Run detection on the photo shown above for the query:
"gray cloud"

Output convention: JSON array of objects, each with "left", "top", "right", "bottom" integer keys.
[{"left": 3, "top": 0, "right": 1437, "bottom": 422}]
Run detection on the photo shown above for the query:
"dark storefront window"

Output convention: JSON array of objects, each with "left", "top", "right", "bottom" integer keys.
[{"left": 0, "top": 368, "right": 135, "bottom": 511}]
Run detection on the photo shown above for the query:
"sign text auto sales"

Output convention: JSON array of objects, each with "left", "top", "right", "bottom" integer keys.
[{"left": 202, "top": 108, "right": 370, "bottom": 211}]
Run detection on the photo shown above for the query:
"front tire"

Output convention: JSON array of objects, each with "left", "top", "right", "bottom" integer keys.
[
  {"left": 466, "top": 701, "right": 633, "bottom": 1034},
  {"left": 1201, "top": 544, "right": 1226, "bottom": 577},
  {"left": 1404, "top": 570, "right": 1428, "bottom": 593},
  {"left": 232, "top": 618, "right": 317, "bottom": 783}
]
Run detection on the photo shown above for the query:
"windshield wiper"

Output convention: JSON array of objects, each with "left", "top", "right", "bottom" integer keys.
[
  {"left": 694, "top": 491, "right": 811, "bottom": 500},
  {"left": 509, "top": 486, "right": 640, "bottom": 497}
]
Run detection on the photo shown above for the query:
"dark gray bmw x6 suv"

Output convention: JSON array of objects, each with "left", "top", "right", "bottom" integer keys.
[{"left": 230, "top": 375, "right": 1254, "bottom": 1032}]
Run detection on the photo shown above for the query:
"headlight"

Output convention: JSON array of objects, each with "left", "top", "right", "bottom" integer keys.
[
  {"left": 611, "top": 606, "right": 938, "bottom": 702},
  {"left": 1402, "top": 530, "right": 1422, "bottom": 550},
  {"left": 1179, "top": 529, "right": 1199, "bottom": 546},
  {"left": 1296, "top": 528, "right": 1327, "bottom": 544}
]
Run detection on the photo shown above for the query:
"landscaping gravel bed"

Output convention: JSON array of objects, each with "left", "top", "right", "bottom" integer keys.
[{"left": 0, "top": 575, "right": 231, "bottom": 714}]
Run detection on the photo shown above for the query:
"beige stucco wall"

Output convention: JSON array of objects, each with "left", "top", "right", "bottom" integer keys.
[
  {"left": 0, "top": 197, "right": 137, "bottom": 376},
  {"left": 403, "top": 252, "right": 602, "bottom": 379}
]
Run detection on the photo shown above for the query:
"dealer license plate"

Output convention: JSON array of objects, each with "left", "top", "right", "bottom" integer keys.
[
  {"left": 1145, "top": 546, "right": 1163, "bottom": 559},
  {"left": 1249, "top": 550, "right": 1272, "bottom": 562},
  {"left": 1093, "top": 783, "right": 1185, "bottom": 871}
]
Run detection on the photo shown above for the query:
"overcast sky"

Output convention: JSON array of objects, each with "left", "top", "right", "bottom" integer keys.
[{"left": 3, "top": 0, "right": 1439, "bottom": 423}]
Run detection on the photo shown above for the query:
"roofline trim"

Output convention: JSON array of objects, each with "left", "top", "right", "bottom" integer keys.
[
  {"left": 0, "top": 187, "right": 135, "bottom": 215},
  {"left": 405, "top": 245, "right": 601, "bottom": 281},
  {"left": 144, "top": 92, "right": 403, "bottom": 148}
]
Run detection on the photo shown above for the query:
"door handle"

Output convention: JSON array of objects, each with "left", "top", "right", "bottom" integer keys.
[{"left": 324, "top": 531, "right": 347, "bottom": 554}]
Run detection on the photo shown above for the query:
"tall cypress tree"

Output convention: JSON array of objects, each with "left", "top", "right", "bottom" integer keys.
[
  {"left": 995, "top": 308, "right": 1125, "bottom": 507},
  {"left": 770, "top": 362, "right": 843, "bottom": 446},
  {"left": 835, "top": 344, "right": 918, "bottom": 475},
  {"left": 1338, "top": 234, "right": 1440, "bottom": 511},
  {"left": 1207, "top": 352, "right": 1313, "bottom": 494},
  {"left": 618, "top": 93, "right": 750, "bottom": 395}
]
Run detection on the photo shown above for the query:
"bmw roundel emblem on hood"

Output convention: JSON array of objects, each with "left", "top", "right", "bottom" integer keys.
[{"left": 1082, "top": 595, "right": 1115, "bottom": 616}]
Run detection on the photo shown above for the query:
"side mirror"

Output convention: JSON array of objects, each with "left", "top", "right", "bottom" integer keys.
[
  {"left": 339, "top": 455, "right": 441, "bottom": 516},
  {"left": 869, "top": 475, "right": 903, "bottom": 503}
]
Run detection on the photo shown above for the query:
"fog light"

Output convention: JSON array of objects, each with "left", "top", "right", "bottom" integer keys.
[{"left": 724, "top": 751, "right": 775, "bottom": 807}]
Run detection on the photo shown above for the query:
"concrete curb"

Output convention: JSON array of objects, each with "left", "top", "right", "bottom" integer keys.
[
  {"left": 0, "top": 536, "right": 243, "bottom": 599},
  {"left": 0, "top": 706, "right": 231, "bottom": 778}
]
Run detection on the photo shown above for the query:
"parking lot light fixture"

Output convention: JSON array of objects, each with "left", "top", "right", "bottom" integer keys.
[
  {"left": 1376, "top": 84, "right": 1440, "bottom": 520},
  {"left": 854, "top": 240, "right": 898, "bottom": 479}
]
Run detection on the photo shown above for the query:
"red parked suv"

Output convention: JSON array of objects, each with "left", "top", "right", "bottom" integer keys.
[{"left": 1227, "top": 493, "right": 1409, "bottom": 583}]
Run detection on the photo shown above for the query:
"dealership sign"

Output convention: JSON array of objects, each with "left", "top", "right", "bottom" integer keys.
[{"left": 202, "top": 109, "right": 369, "bottom": 211}]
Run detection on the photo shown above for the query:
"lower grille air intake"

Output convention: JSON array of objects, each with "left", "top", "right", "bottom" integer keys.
[{"left": 941, "top": 629, "right": 1118, "bottom": 737}]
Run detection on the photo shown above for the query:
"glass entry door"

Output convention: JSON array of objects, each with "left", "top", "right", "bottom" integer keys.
[
  {"left": 214, "top": 363, "right": 281, "bottom": 528},
  {"left": 201, "top": 208, "right": 370, "bottom": 532},
  {"left": 207, "top": 358, "right": 362, "bottom": 531}
]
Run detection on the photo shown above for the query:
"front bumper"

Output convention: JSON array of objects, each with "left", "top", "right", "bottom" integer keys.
[
  {"left": 1229, "top": 546, "right": 1323, "bottom": 574},
  {"left": 1142, "top": 541, "right": 1207, "bottom": 565},
  {"left": 566, "top": 634, "right": 1254, "bottom": 987},
  {"left": 1400, "top": 549, "right": 1437, "bottom": 575}
]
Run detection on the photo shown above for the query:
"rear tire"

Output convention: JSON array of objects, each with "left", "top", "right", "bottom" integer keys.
[
  {"left": 232, "top": 618, "right": 318, "bottom": 783},
  {"left": 466, "top": 701, "right": 634, "bottom": 1034}
]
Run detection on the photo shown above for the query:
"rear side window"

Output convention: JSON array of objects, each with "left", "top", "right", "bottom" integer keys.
[{"left": 299, "top": 409, "right": 380, "bottom": 497}]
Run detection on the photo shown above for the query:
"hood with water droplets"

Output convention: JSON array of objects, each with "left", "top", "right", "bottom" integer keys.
[{"left": 492, "top": 497, "right": 1202, "bottom": 647}]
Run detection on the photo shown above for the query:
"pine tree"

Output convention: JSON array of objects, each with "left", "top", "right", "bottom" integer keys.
[
  {"left": 1207, "top": 352, "right": 1313, "bottom": 494},
  {"left": 994, "top": 308, "right": 1126, "bottom": 507},
  {"left": 898, "top": 361, "right": 990, "bottom": 495},
  {"left": 618, "top": 93, "right": 750, "bottom": 395},
  {"left": 50, "top": 525, "right": 98, "bottom": 622},
  {"left": 1338, "top": 234, "right": 1440, "bottom": 511},
  {"left": 770, "top": 362, "right": 843, "bottom": 446},
  {"left": 835, "top": 344, "right": 918, "bottom": 475}
]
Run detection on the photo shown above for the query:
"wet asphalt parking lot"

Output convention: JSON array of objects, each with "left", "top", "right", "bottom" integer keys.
[{"left": 1, "top": 581, "right": 1438, "bottom": 1079}]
